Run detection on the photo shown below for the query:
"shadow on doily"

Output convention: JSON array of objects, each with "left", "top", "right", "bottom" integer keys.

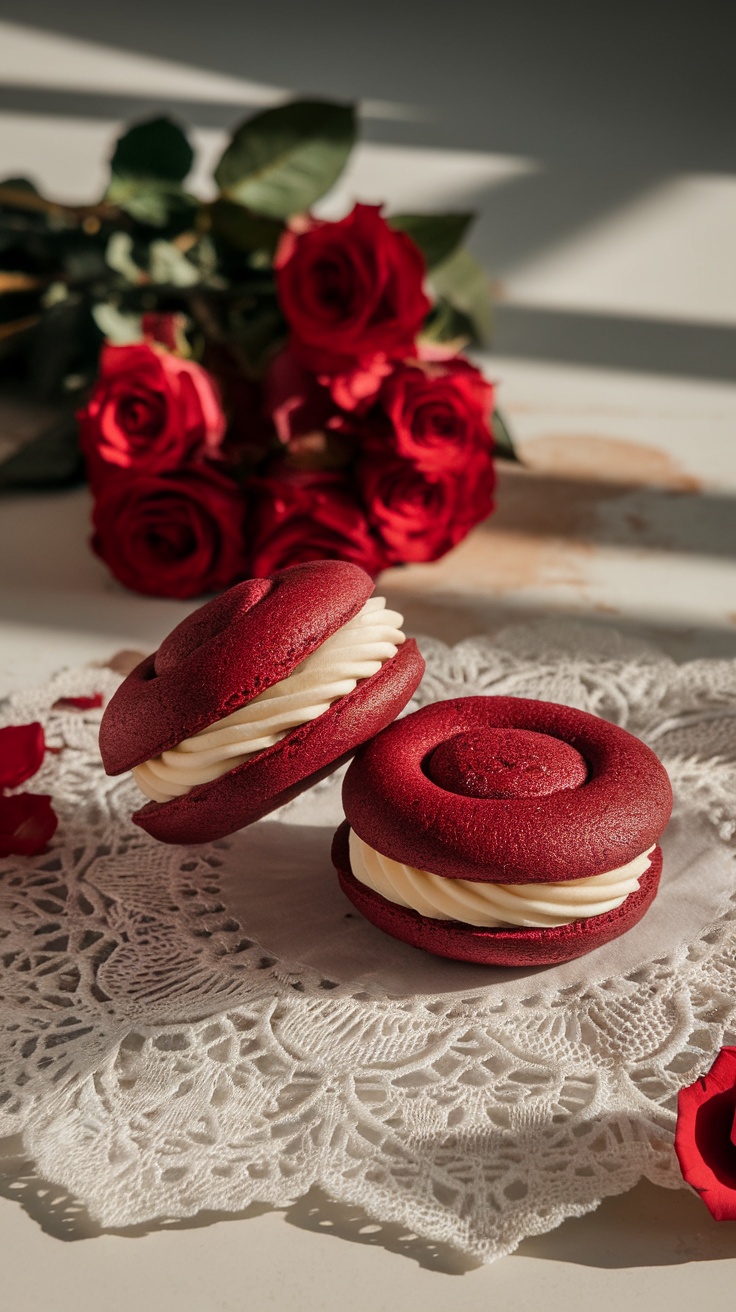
[
  {"left": 0, "top": 1135, "right": 480, "bottom": 1274},
  {"left": 3, "top": 1136, "right": 735, "bottom": 1270}
]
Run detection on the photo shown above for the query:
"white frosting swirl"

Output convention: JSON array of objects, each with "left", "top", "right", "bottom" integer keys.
[
  {"left": 133, "top": 597, "right": 405, "bottom": 804},
  {"left": 348, "top": 829, "right": 655, "bottom": 928}
]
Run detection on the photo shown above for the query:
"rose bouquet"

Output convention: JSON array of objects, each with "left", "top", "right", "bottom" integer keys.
[{"left": 0, "top": 101, "right": 516, "bottom": 597}]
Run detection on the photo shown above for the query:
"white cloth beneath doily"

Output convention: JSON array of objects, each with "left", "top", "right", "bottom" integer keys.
[{"left": 2, "top": 619, "right": 736, "bottom": 1262}]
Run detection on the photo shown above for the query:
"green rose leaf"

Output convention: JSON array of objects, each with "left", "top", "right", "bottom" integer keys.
[
  {"left": 227, "top": 296, "right": 287, "bottom": 375},
  {"left": 91, "top": 303, "right": 143, "bottom": 344},
  {"left": 0, "top": 176, "right": 41, "bottom": 195},
  {"left": 0, "top": 412, "right": 84, "bottom": 490},
  {"left": 429, "top": 248, "right": 493, "bottom": 347},
  {"left": 214, "top": 99, "right": 356, "bottom": 218},
  {"left": 208, "top": 199, "right": 284, "bottom": 257},
  {"left": 389, "top": 213, "right": 474, "bottom": 271},
  {"left": 0, "top": 178, "right": 52, "bottom": 233},
  {"left": 110, "top": 116, "right": 194, "bottom": 184},
  {"left": 420, "top": 296, "right": 475, "bottom": 349},
  {"left": 491, "top": 406, "right": 521, "bottom": 463},
  {"left": 105, "top": 177, "right": 198, "bottom": 229}
]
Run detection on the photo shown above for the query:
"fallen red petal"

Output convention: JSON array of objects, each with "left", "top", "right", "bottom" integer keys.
[
  {"left": 52, "top": 693, "right": 104, "bottom": 712},
  {"left": 0, "top": 722, "right": 46, "bottom": 789},
  {"left": 0, "top": 792, "right": 58, "bottom": 857},
  {"left": 675, "top": 1047, "right": 736, "bottom": 1221}
]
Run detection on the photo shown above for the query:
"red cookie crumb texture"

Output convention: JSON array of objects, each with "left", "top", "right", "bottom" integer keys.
[
  {"left": 333, "top": 821, "right": 663, "bottom": 966},
  {"left": 135, "top": 638, "right": 424, "bottom": 843},
  {"left": 99, "top": 560, "right": 376, "bottom": 776},
  {"left": 426, "top": 727, "right": 587, "bottom": 799},
  {"left": 675, "top": 1046, "right": 736, "bottom": 1221},
  {"left": 343, "top": 696, "right": 672, "bottom": 884}
]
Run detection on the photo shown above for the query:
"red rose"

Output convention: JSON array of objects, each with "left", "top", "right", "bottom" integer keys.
[
  {"left": 141, "top": 311, "right": 188, "bottom": 354},
  {"left": 92, "top": 467, "right": 246, "bottom": 599},
  {"left": 263, "top": 346, "right": 336, "bottom": 444},
  {"left": 0, "top": 792, "right": 58, "bottom": 858},
  {"left": 675, "top": 1046, "right": 736, "bottom": 1221},
  {"left": 364, "top": 359, "right": 494, "bottom": 475},
  {"left": 359, "top": 450, "right": 495, "bottom": 564},
  {"left": 78, "top": 343, "right": 225, "bottom": 485},
  {"left": 327, "top": 356, "right": 395, "bottom": 413},
  {"left": 248, "top": 470, "right": 387, "bottom": 578},
  {"left": 275, "top": 204, "right": 431, "bottom": 375}
]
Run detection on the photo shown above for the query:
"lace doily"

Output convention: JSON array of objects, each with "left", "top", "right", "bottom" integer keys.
[{"left": 2, "top": 620, "right": 736, "bottom": 1263}]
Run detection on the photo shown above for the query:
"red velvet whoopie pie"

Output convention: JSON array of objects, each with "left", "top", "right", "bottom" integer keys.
[
  {"left": 333, "top": 695, "right": 673, "bottom": 966},
  {"left": 99, "top": 560, "right": 424, "bottom": 844}
]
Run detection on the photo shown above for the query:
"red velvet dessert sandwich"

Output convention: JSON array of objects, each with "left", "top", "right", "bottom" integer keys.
[
  {"left": 99, "top": 560, "right": 424, "bottom": 844},
  {"left": 333, "top": 695, "right": 673, "bottom": 966}
]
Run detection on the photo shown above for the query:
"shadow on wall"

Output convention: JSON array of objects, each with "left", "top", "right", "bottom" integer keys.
[
  {"left": 492, "top": 305, "right": 736, "bottom": 383},
  {"left": 0, "top": 0, "right": 732, "bottom": 167},
  {"left": 0, "top": 1, "right": 734, "bottom": 379}
]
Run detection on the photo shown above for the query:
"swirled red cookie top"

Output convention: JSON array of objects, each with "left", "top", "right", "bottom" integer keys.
[{"left": 342, "top": 695, "right": 673, "bottom": 884}]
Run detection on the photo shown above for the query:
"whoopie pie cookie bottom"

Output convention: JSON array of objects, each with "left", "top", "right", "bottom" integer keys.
[
  {"left": 333, "top": 694, "right": 672, "bottom": 966},
  {"left": 332, "top": 821, "right": 663, "bottom": 967}
]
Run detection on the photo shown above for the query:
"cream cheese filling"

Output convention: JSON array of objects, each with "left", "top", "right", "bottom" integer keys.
[
  {"left": 133, "top": 597, "right": 405, "bottom": 804},
  {"left": 348, "top": 829, "right": 655, "bottom": 928}
]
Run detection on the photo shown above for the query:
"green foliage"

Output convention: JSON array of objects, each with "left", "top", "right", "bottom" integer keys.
[
  {"left": 389, "top": 213, "right": 474, "bottom": 271},
  {"left": 0, "top": 177, "right": 41, "bottom": 197},
  {"left": 0, "top": 412, "right": 84, "bottom": 490},
  {"left": 208, "top": 200, "right": 284, "bottom": 258},
  {"left": 430, "top": 248, "right": 493, "bottom": 347},
  {"left": 107, "top": 117, "right": 196, "bottom": 228},
  {"left": 26, "top": 295, "right": 97, "bottom": 398},
  {"left": 226, "top": 291, "right": 287, "bottom": 375},
  {"left": 0, "top": 97, "right": 503, "bottom": 491},
  {"left": 110, "top": 116, "right": 194, "bottom": 184},
  {"left": 105, "top": 177, "right": 198, "bottom": 229},
  {"left": 214, "top": 100, "right": 356, "bottom": 218},
  {"left": 491, "top": 406, "right": 520, "bottom": 463},
  {"left": 421, "top": 297, "right": 476, "bottom": 348}
]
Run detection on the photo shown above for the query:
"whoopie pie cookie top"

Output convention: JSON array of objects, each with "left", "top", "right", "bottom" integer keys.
[
  {"left": 342, "top": 695, "right": 673, "bottom": 885},
  {"left": 99, "top": 560, "right": 376, "bottom": 776}
]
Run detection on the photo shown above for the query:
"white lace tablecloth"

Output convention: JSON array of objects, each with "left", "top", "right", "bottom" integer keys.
[{"left": 1, "top": 620, "right": 735, "bottom": 1262}]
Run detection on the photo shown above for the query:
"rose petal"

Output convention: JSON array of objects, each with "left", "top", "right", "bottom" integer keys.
[
  {"left": 675, "top": 1046, "right": 736, "bottom": 1221},
  {"left": 0, "top": 792, "right": 58, "bottom": 857},
  {"left": 0, "top": 722, "right": 46, "bottom": 789},
  {"left": 52, "top": 694, "right": 104, "bottom": 712}
]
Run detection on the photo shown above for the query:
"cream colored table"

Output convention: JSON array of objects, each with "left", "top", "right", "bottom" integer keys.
[{"left": 1, "top": 10, "right": 735, "bottom": 1308}]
